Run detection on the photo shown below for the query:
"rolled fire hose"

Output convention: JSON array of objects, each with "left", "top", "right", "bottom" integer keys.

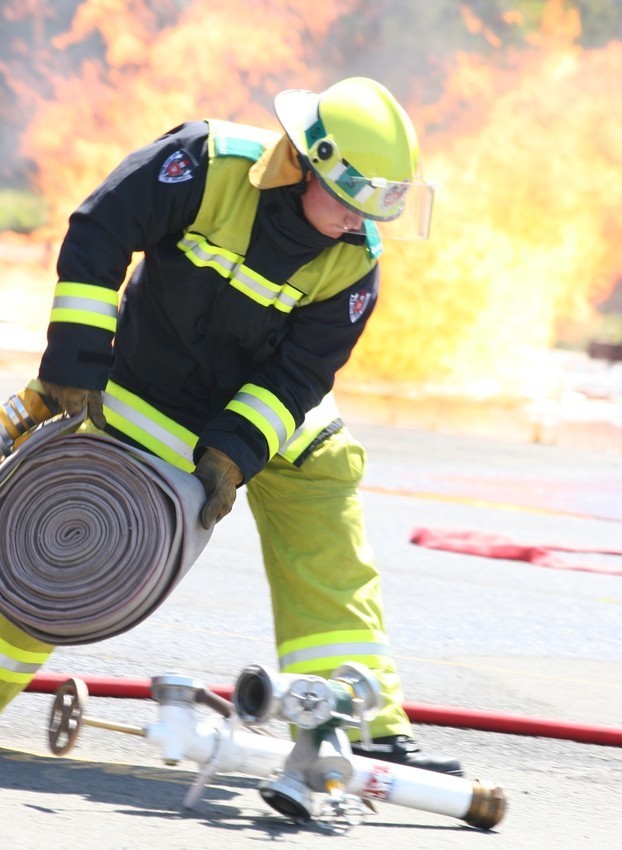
[{"left": 0, "top": 414, "right": 212, "bottom": 644}]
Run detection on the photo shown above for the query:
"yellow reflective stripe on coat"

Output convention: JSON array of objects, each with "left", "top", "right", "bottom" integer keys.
[
  {"left": 102, "top": 380, "right": 198, "bottom": 472},
  {"left": 178, "top": 233, "right": 242, "bottom": 277},
  {"left": 226, "top": 383, "right": 295, "bottom": 458},
  {"left": 178, "top": 233, "right": 303, "bottom": 313},
  {"left": 278, "top": 629, "right": 391, "bottom": 675},
  {"left": 50, "top": 281, "right": 119, "bottom": 332},
  {"left": 278, "top": 392, "right": 340, "bottom": 463}
]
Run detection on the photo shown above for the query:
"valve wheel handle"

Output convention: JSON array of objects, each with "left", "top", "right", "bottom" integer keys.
[{"left": 48, "top": 677, "right": 89, "bottom": 756}]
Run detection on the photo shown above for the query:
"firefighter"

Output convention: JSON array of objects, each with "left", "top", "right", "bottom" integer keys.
[{"left": 0, "top": 77, "right": 461, "bottom": 775}]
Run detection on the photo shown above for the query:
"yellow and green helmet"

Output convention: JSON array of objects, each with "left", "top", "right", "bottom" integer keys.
[{"left": 275, "top": 77, "right": 431, "bottom": 232}]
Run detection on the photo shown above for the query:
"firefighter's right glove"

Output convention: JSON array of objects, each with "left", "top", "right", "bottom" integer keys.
[
  {"left": 193, "top": 447, "right": 243, "bottom": 529},
  {"left": 39, "top": 381, "right": 106, "bottom": 430}
]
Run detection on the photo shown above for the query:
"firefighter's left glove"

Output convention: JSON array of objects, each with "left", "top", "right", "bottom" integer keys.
[
  {"left": 193, "top": 447, "right": 243, "bottom": 529},
  {"left": 39, "top": 381, "right": 106, "bottom": 430}
]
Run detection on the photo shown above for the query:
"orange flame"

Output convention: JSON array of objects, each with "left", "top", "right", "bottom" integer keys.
[
  {"left": 2, "top": 0, "right": 621, "bottom": 400},
  {"left": 20, "top": 0, "right": 347, "bottom": 230},
  {"left": 346, "top": 0, "right": 621, "bottom": 394}
]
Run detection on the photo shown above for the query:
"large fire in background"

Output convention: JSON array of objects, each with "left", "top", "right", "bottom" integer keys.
[
  {"left": 1, "top": 0, "right": 621, "bottom": 401},
  {"left": 371, "top": 2, "right": 622, "bottom": 395}
]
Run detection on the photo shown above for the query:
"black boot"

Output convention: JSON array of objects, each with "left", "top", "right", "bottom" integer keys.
[{"left": 351, "top": 735, "right": 463, "bottom": 776}]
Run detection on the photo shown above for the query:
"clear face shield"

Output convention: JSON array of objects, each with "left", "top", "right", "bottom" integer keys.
[
  {"left": 329, "top": 175, "right": 436, "bottom": 241},
  {"left": 375, "top": 177, "right": 435, "bottom": 241}
]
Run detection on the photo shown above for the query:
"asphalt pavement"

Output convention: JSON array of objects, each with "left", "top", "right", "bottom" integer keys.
[{"left": 0, "top": 371, "right": 621, "bottom": 849}]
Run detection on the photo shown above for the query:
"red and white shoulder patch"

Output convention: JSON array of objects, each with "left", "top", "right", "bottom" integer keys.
[
  {"left": 158, "top": 150, "right": 194, "bottom": 183},
  {"left": 349, "top": 289, "right": 373, "bottom": 323}
]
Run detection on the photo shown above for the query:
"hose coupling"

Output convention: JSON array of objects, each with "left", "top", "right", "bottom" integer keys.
[{"left": 464, "top": 778, "right": 507, "bottom": 830}]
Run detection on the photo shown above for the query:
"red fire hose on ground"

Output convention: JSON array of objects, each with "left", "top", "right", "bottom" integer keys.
[{"left": 26, "top": 672, "right": 622, "bottom": 748}]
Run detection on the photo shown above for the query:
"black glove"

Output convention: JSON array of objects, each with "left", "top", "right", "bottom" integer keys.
[
  {"left": 193, "top": 448, "right": 243, "bottom": 529},
  {"left": 39, "top": 381, "right": 106, "bottom": 430}
]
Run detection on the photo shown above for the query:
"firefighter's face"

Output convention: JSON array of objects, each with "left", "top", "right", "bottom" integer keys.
[{"left": 301, "top": 174, "right": 364, "bottom": 239}]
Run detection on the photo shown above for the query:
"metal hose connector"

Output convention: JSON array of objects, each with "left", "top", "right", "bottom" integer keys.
[
  {"left": 0, "top": 380, "right": 59, "bottom": 458},
  {"left": 464, "top": 778, "right": 507, "bottom": 830}
]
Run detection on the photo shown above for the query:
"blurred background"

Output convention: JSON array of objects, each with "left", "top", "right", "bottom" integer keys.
[{"left": 1, "top": 0, "right": 621, "bottom": 447}]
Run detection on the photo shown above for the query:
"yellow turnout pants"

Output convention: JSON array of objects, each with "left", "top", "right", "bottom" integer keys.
[{"left": 247, "top": 427, "right": 412, "bottom": 739}]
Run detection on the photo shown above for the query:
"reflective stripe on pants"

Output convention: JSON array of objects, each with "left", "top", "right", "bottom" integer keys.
[
  {"left": 246, "top": 427, "right": 412, "bottom": 739},
  {"left": 0, "top": 614, "right": 54, "bottom": 713}
]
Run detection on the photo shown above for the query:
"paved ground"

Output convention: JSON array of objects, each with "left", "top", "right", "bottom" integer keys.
[{"left": 0, "top": 371, "right": 621, "bottom": 848}]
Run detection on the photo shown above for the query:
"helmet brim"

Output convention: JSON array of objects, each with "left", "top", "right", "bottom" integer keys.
[{"left": 274, "top": 89, "right": 320, "bottom": 157}]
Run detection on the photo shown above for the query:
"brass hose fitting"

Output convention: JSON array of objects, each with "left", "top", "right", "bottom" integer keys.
[
  {"left": 0, "top": 379, "right": 59, "bottom": 457},
  {"left": 464, "top": 778, "right": 507, "bottom": 830}
]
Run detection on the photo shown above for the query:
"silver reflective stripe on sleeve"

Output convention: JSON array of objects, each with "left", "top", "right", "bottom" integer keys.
[
  {"left": 49, "top": 282, "right": 119, "bottom": 332},
  {"left": 103, "top": 381, "right": 197, "bottom": 472},
  {"left": 226, "top": 383, "right": 296, "bottom": 458}
]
